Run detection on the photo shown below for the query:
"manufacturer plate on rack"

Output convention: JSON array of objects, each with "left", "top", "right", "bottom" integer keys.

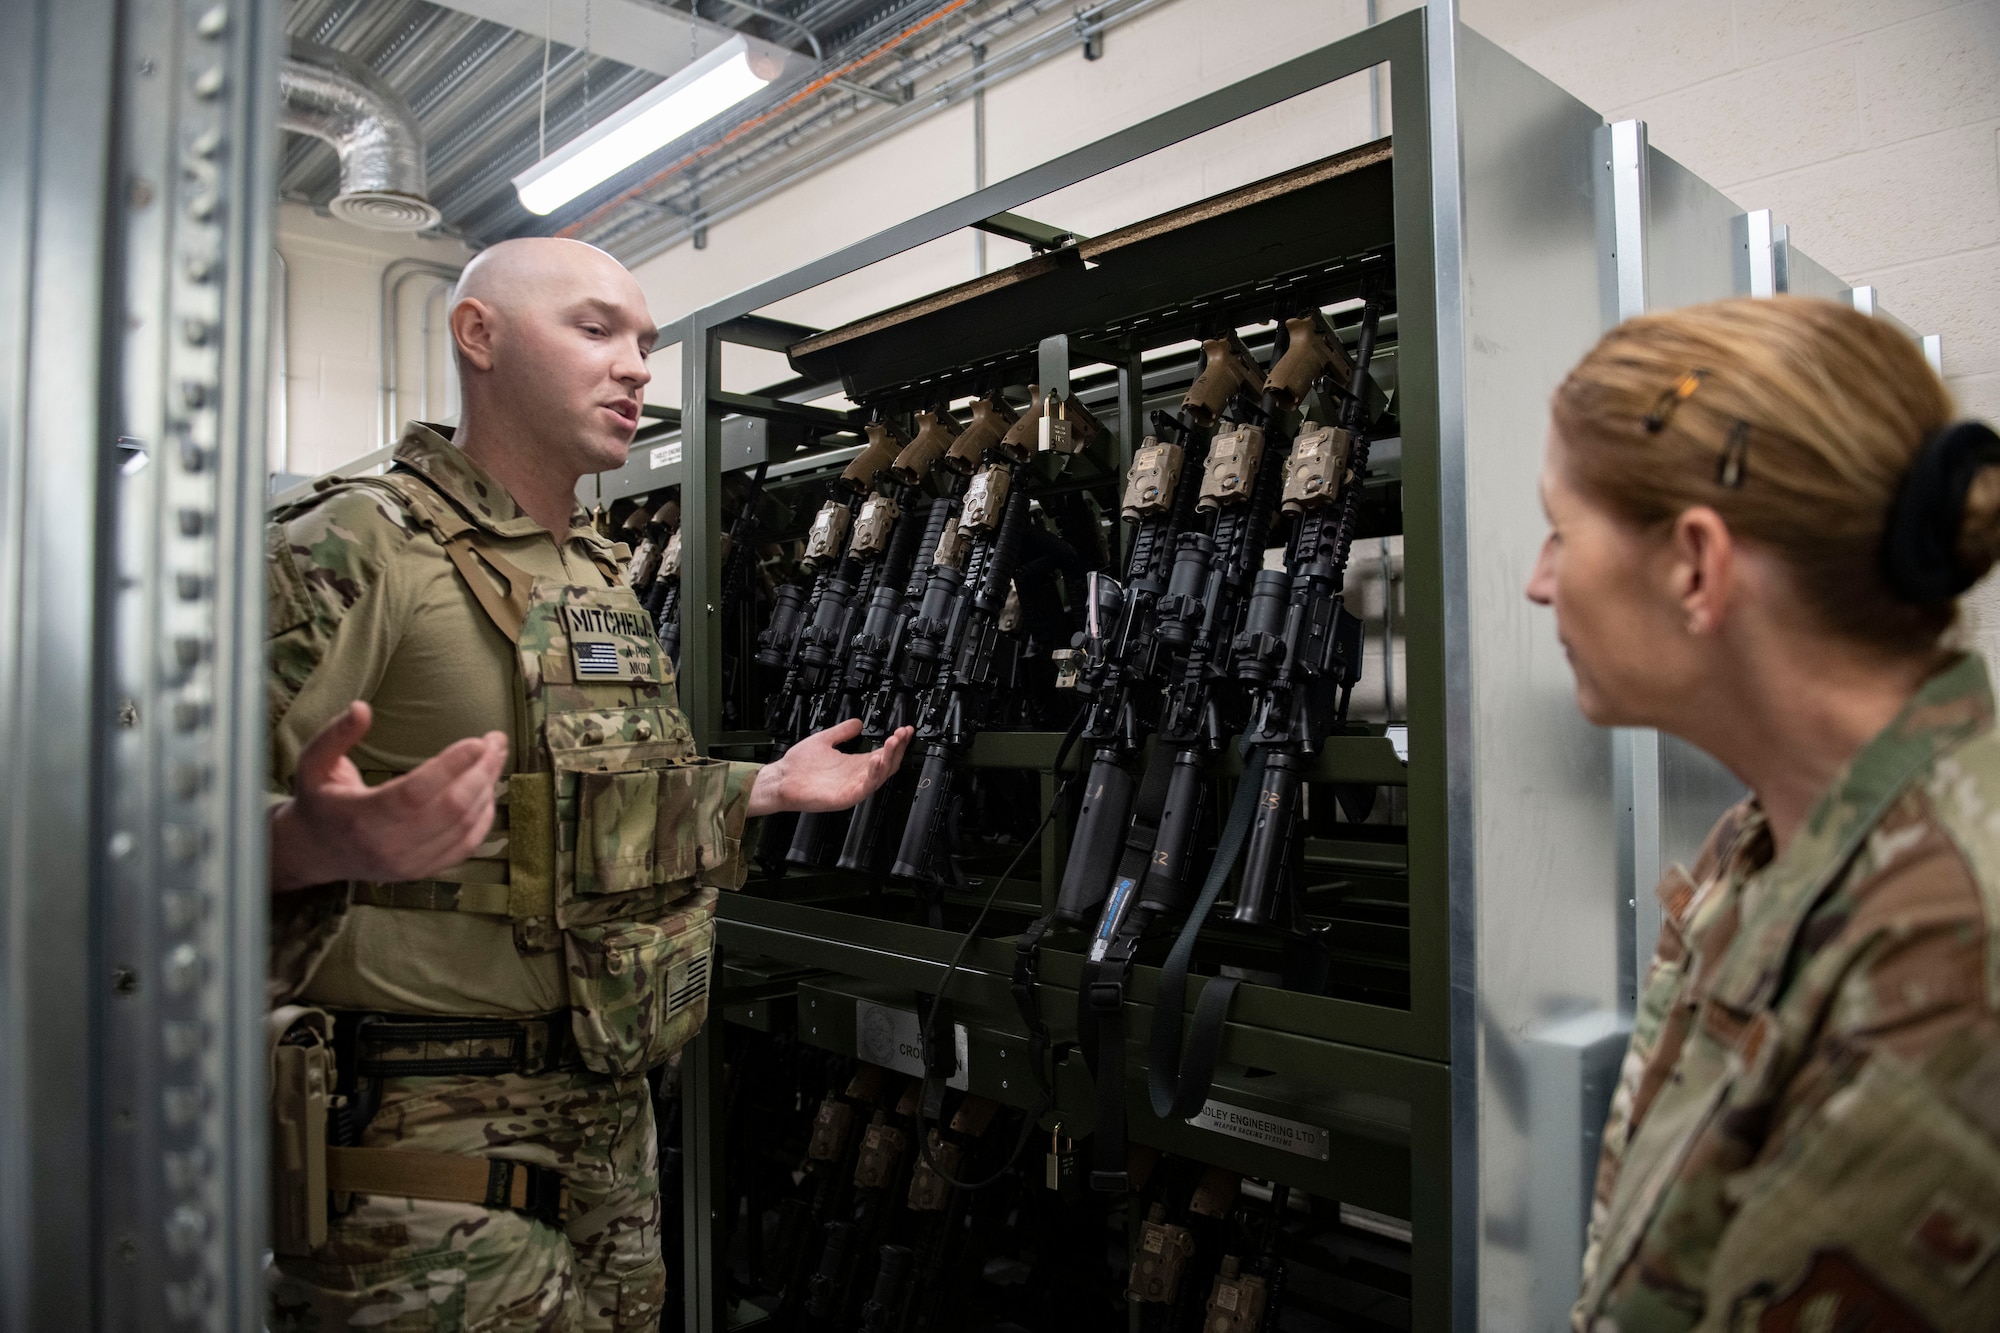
[{"left": 1187, "top": 1100, "right": 1330, "bottom": 1160}]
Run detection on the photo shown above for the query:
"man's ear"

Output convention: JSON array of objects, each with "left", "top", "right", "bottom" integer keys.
[
  {"left": 450, "top": 297, "right": 498, "bottom": 374},
  {"left": 1671, "top": 506, "right": 1735, "bottom": 636}
]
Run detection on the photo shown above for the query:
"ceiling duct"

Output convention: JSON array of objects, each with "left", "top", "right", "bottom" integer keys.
[{"left": 279, "top": 40, "right": 442, "bottom": 231}]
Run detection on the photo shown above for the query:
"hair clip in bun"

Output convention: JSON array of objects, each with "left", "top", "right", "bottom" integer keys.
[{"left": 1882, "top": 420, "right": 2000, "bottom": 605}]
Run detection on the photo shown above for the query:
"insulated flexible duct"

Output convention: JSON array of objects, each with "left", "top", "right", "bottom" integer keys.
[{"left": 279, "top": 41, "right": 441, "bottom": 232}]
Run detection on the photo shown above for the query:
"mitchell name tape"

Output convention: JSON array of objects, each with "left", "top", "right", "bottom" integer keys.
[{"left": 1187, "top": 1099, "right": 1329, "bottom": 1161}]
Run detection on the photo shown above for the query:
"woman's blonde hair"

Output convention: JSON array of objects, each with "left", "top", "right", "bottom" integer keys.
[{"left": 1551, "top": 295, "right": 1992, "bottom": 650}]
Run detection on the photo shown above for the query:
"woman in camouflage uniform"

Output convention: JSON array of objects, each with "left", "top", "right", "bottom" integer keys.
[{"left": 1531, "top": 296, "right": 2000, "bottom": 1332}]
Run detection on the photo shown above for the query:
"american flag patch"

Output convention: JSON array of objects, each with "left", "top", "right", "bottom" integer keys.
[{"left": 573, "top": 641, "right": 623, "bottom": 677}]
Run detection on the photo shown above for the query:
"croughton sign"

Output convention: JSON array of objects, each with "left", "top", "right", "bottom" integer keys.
[{"left": 853, "top": 999, "right": 969, "bottom": 1091}]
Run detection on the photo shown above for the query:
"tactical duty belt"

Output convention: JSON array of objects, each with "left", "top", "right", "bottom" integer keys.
[{"left": 333, "top": 1009, "right": 583, "bottom": 1080}]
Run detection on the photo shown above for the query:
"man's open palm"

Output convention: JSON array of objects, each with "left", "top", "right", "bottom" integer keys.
[{"left": 269, "top": 701, "right": 508, "bottom": 891}]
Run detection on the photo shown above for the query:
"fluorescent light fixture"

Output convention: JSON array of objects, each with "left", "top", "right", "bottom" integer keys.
[{"left": 513, "top": 35, "right": 776, "bottom": 216}]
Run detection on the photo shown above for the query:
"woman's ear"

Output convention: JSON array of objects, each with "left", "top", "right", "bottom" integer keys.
[{"left": 1670, "top": 506, "right": 1734, "bottom": 636}]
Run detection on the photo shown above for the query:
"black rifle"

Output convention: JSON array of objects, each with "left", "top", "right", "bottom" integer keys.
[
  {"left": 836, "top": 495, "right": 960, "bottom": 874},
  {"left": 888, "top": 449, "right": 1037, "bottom": 890},
  {"left": 622, "top": 501, "right": 665, "bottom": 593},
  {"left": 786, "top": 413, "right": 955, "bottom": 868},
  {"left": 858, "top": 1243, "right": 913, "bottom": 1332},
  {"left": 1231, "top": 293, "right": 1384, "bottom": 929},
  {"left": 658, "top": 460, "right": 768, "bottom": 673},
  {"left": 833, "top": 394, "right": 1017, "bottom": 875},
  {"left": 1075, "top": 324, "right": 1322, "bottom": 1192},
  {"left": 753, "top": 426, "right": 902, "bottom": 875}
]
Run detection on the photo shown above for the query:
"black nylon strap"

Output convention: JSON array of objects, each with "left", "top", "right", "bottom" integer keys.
[
  {"left": 1149, "top": 749, "right": 1267, "bottom": 1121},
  {"left": 1086, "top": 968, "right": 1129, "bottom": 1191}
]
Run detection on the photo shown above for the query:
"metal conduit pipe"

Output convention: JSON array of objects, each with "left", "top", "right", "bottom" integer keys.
[
  {"left": 379, "top": 259, "right": 464, "bottom": 446},
  {"left": 280, "top": 40, "right": 443, "bottom": 232}
]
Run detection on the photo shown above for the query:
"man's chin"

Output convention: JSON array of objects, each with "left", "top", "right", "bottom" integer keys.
[{"left": 583, "top": 433, "right": 635, "bottom": 471}]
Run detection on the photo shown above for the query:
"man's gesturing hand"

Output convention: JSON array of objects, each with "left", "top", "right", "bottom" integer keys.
[
  {"left": 269, "top": 701, "right": 509, "bottom": 892},
  {"left": 747, "top": 719, "right": 912, "bottom": 818}
]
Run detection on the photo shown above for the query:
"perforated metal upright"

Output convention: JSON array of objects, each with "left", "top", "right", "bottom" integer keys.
[{"left": 0, "top": 0, "right": 276, "bottom": 1329}]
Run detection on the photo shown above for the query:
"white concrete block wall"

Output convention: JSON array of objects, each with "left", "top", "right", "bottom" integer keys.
[
  {"left": 1459, "top": 0, "right": 2000, "bottom": 649},
  {"left": 274, "top": 202, "right": 474, "bottom": 479},
  {"left": 277, "top": 0, "right": 1999, "bottom": 643}
]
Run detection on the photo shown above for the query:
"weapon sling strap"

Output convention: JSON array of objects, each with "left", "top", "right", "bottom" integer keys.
[
  {"left": 1149, "top": 748, "right": 1267, "bottom": 1120},
  {"left": 1079, "top": 749, "right": 1268, "bottom": 1189},
  {"left": 326, "top": 1146, "right": 569, "bottom": 1227},
  {"left": 383, "top": 471, "right": 535, "bottom": 643},
  {"left": 1072, "top": 753, "right": 1178, "bottom": 1071}
]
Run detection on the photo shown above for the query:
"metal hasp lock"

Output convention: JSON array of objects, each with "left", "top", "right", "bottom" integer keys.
[
  {"left": 853, "top": 1109, "right": 908, "bottom": 1188},
  {"left": 1127, "top": 1202, "right": 1196, "bottom": 1304},
  {"left": 1045, "top": 1123, "right": 1080, "bottom": 1200},
  {"left": 906, "top": 1130, "right": 959, "bottom": 1210},
  {"left": 807, "top": 1094, "right": 855, "bottom": 1162},
  {"left": 1038, "top": 389, "right": 1102, "bottom": 456},
  {"left": 1202, "top": 1256, "right": 1269, "bottom": 1333}
]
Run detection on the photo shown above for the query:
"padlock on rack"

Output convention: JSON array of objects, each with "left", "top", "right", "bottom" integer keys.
[
  {"left": 1045, "top": 1123, "right": 1081, "bottom": 1202},
  {"left": 1037, "top": 389, "right": 1102, "bottom": 456}
]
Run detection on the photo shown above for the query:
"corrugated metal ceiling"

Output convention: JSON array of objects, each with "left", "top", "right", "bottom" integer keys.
[{"left": 280, "top": 0, "right": 965, "bottom": 252}]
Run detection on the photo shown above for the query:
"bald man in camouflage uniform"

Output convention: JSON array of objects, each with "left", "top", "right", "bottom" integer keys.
[{"left": 266, "top": 238, "right": 908, "bottom": 1332}]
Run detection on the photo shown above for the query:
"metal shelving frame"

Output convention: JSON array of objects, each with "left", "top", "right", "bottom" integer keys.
[
  {"left": 654, "top": 6, "right": 1945, "bottom": 1329},
  {"left": 660, "top": 8, "right": 1457, "bottom": 1330}
]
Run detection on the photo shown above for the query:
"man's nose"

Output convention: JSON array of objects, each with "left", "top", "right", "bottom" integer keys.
[{"left": 615, "top": 342, "right": 652, "bottom": 390}]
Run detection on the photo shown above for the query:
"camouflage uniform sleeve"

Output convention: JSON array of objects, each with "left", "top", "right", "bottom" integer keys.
[
  {"left": 1577, "top": 800, "right": 1758, "bottom": 1320},
  {"left": 692, "top": 759, "right": 762, "bottom": 892},
  {"left": 1694, "top": 811, "right": 2000, "bottom": 1329},
  {"left": 265, "top": 483, "right": 423, "bottom": 1003}
]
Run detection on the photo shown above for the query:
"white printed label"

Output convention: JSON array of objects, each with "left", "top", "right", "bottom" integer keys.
[
  {"left": 649, "top": 441, "right": 683, "bottom": 469},
  {"left": 1186, "top": 1099, "right": 1329, "bottom": 1161},
  {"left": 854, "top": 999, "right": 969, "bottom": 1090}
]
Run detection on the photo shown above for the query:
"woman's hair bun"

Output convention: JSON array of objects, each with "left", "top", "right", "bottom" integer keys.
[
  {"left": 1882, "top": 420, "right": 2000, "bottom": 605},
  {"left": 1957, "top": 458, "right": 2000, "bottom": 587}
]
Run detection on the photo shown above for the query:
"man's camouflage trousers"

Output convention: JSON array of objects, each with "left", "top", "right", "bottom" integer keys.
[{"left": 269, "top": 1069, "right": 665, "bottom": 1332}]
